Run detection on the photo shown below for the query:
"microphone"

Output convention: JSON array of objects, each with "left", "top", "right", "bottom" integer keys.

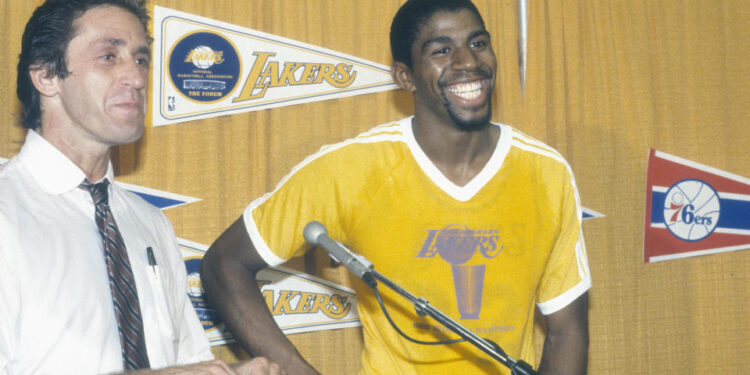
[
  {"left": 303, "top": 221, "right": 376, "bottom": 287},
  {"left": 302, "top": 223, "right": 534, "bottom": 373}
]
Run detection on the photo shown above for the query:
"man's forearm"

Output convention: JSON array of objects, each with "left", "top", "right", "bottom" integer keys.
[
  {"left": 199, "top": 221, "right": 319, "bottom": 375},
  {"left": 203, "top": 264, "right": 316, "bottom": 373},
  {"left": 537, "top": 328, "right": 588, "bottom": 375}
]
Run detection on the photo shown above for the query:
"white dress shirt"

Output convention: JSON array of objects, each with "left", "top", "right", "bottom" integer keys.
[{"left": 0, "top": 130, "right": 213, "bottom": 374}]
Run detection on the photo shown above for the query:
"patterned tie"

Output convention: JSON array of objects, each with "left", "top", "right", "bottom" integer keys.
[{"left": 80, "top": 179, "right": 151, "bottom": 370}]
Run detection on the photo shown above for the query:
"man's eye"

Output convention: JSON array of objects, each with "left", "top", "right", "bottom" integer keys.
[
  {"left": 433, "top": 47, "right": 450, "bottom": 55},
  {"left": 101, "top": 54, "right": 116, "bottom": 61},
  {"left": 136, "top": 57, "right": 150, "bottom": 66}
]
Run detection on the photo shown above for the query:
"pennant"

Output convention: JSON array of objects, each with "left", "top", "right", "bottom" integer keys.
[
  {"left": 115, "top": 181, "right": 200, "bottom": 210},
  {"left": 644, "top": 149, "right": 750, "bottom": 262},
  {"left": 179, "top": 239, "right": 361, "bottom": 345},
  {"left": 152, "top": 6, "right": 398, "bottom": 126},
  {"left": 582, "top": 207, "right": 604, "bottom": 220},
  {"left": 180, "top": 239, "right": 233, "bottom": 345}
]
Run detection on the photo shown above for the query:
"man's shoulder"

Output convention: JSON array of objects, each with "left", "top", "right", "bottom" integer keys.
[
  {"left": 502, "top": 124, "right": 571, "bottom": 169},
  {"left": 0, "top": 157, "right": 42, "bottom": 242},
  {"left": 262, "top": 118, "right": 412, "bottom": 201},
  {"left": 300, "top": 118, "right": 411, "bottom": 169},
  {"left": 330, "top": 118, "right": 408, "bottom": 151},
  {"left": 0, "top": 156, "right": 32, "bottom": 207},
  {"left": 0, "top": 155, "right": 21, "bottom": 180}
]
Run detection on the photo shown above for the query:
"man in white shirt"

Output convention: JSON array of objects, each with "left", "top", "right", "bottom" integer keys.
[{"left": 0, "top": 0, "right": 281, "bottom": 374}]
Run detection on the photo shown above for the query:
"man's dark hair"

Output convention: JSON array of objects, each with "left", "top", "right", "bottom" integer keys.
[
  {"left": 16, "top": 0, "right": 149, "bottom": 129},
  {"left": 390, "top": 0, "right": 485, "bottom": 69}
]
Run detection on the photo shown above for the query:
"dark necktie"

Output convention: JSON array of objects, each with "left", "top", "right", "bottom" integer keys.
[{"left": 80, "top": 179, "right": 151, "bottom": 370}]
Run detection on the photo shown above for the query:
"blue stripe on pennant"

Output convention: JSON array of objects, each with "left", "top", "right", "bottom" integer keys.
[
  {"left": 129, "top": 191, "right": 186, "bottom": 209},
  {"left": 651, "top": 192, "right": 750, "bottom": 230},
  {"left": 718, "top": 199, "right": 750, "bottom": 230},
  {"left": 650, "top": 192, "right": 666, "bottom": 224}
]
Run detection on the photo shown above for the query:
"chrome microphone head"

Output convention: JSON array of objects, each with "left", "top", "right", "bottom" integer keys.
[{"left": 303, "top": 221, "right": 327, "bottom": 245}]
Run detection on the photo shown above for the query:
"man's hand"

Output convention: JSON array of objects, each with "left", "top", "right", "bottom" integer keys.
[
  {"left": 232, "top": 357, "right": 284, "bottom": 375},
  {"left": 131, "top": 358, "right": 283, "bottom": 375}
]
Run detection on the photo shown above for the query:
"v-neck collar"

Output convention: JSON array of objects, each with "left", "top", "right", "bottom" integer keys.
[{"left": 401, "top": 116, "right": 512, "bottom": 202}]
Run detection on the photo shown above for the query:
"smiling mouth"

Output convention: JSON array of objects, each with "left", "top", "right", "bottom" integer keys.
[{"left": 446, "top": 81, "right": 484, "bottom": 101}]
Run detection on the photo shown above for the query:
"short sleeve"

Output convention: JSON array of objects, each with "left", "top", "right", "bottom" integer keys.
[
  {"left": 535, "top": 169, "right": 592, "bottom": 315},
  {"left": 243, "top": 146, "right": 356, "bottom": 266}
]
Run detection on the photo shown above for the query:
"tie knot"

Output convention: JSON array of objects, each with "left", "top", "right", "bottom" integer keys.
[{"left": 79, "top": 179, "right": 110, "bottom": 205}]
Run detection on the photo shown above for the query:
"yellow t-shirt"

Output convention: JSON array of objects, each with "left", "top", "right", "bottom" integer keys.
[{"left": 244, "top": 117, "right": 591, "bottom": 374}]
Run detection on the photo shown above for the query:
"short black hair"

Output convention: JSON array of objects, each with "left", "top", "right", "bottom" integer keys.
[
  {"left": 16, "top": 0, "right": 149, "bottom": 129},
  {"left": 390, "top": 0, "right": 485, "bottom": 69}
]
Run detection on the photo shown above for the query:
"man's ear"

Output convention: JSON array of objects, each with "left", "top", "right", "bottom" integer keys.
[
  {"left": 392, "top": 61, "right": 416, "bottom": 93},
  {"left": 28, "top": 66, "right": 60, "bottom": 98}
]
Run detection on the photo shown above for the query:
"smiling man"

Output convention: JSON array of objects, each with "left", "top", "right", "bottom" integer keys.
[
  {"left": 0, "top": 0, "right": 280, "bottom": 374},
  {"left": 201, "top": 0, "right": 591, "bottom": 374}
]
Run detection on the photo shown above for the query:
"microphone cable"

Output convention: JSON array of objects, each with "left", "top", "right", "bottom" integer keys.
[
  {"left": 370, "top": 281, "right": 529, "bottom": 374},
  {"left": 371, "top": 283, "right": 466, "bottom": 345}
]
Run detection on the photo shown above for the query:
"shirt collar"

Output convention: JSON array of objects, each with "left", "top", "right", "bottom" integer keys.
[{"left": 17, "top": 130, "right": 115, "bottom": 195}]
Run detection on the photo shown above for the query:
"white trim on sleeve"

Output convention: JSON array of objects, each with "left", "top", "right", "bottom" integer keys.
[
  {"left": 536, "top": 277, "right": 592, "bottom": 315},
  {"left": 242, "top": 204, "right": 286, "bottom": 267}
]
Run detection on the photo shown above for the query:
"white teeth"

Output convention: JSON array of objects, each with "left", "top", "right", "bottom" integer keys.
[{"left": 447, "top": 82, "right": 483, "bottom": 100}]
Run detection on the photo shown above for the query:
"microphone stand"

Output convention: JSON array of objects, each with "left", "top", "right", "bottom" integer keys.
[
  {"left": 361, "top": 268, "right": 538, "bottom": 375},
  {"left": 302, "top": 221, "right": 537, "bottom": 374}
]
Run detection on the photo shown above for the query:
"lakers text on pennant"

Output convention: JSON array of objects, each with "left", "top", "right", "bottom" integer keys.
[
  {"left": 152, "top": 6, "right": 398, "bottom": 126},
  {"left": 179, "top": 239, "right": 361, "bottom": 345}
]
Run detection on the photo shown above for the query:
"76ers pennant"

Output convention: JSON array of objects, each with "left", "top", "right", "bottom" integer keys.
[{"left": 644, "top": 149, "right": 750, "bottom": 262}]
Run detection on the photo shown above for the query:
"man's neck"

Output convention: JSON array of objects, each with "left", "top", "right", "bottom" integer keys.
[
  {"left": 36, "top": 127, "right": 112, "bottom": 182},
  {"left": 411, "top": 117, "right": 500, "bottom": 187}
]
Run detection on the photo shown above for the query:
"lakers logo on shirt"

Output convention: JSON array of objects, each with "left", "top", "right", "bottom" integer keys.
[{"left": 417, "top": 224, "right": 502, "bottom": 319}]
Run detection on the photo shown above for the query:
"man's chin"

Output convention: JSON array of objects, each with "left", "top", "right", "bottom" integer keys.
[
  {"left": 450, "top": 111, "right": 492, "bottom": 132},
  {"left": 111, "top": 122, "right": 145, "bottom": 145}
]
